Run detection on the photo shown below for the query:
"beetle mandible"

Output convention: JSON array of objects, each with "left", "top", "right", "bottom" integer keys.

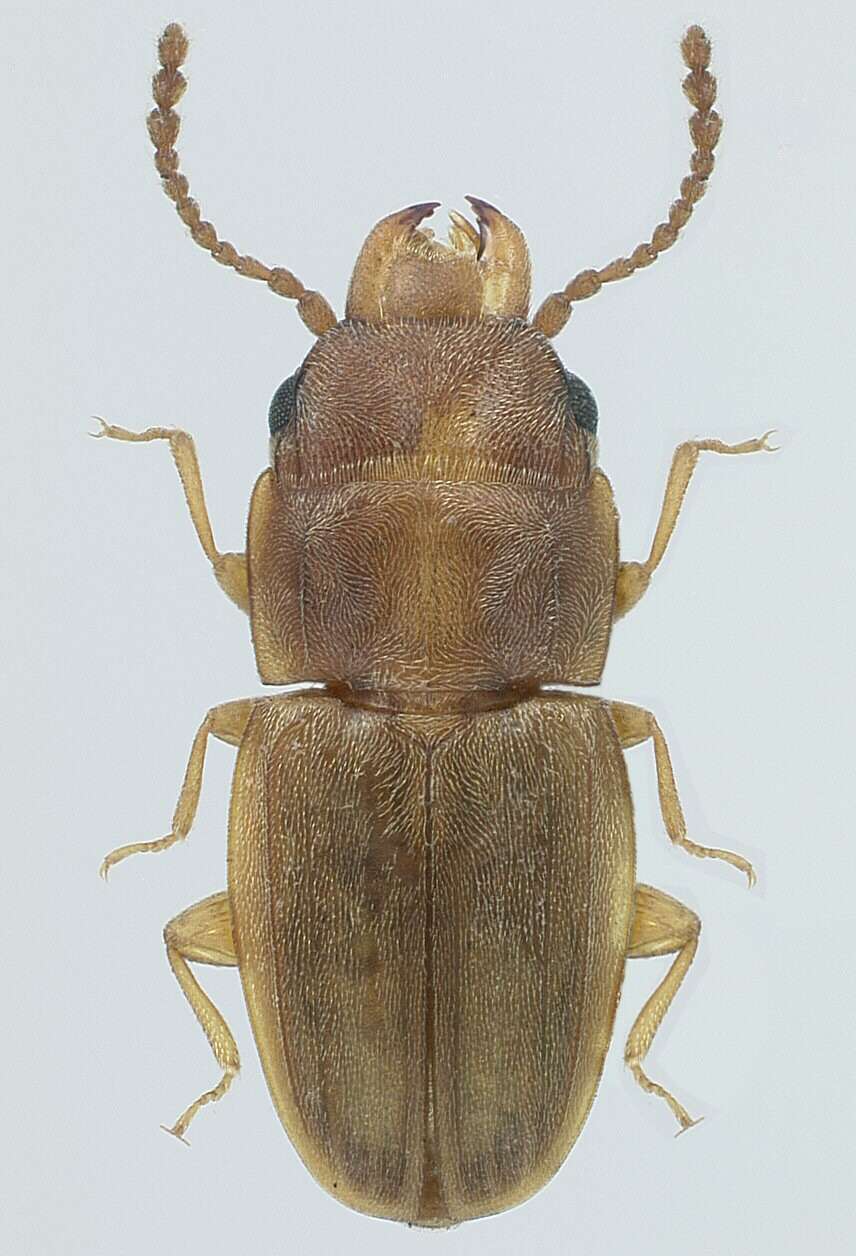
[{"left": 99, "top": 22, "right": 774, "bottom": 1227}]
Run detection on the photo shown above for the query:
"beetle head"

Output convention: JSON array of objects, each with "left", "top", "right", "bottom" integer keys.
[{"left": 345, "top": 198, "right": 531, "bottom": 323}]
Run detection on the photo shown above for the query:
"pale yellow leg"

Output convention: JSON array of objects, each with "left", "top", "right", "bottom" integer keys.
[
  {"left": 162, "top": 891, "right": 240, "bottom": 1142},
  {"left": 614, "top": 432, "right": 777, "bottom": 619},
  {"left": 610, "top": 701, "right": 756, "bottom": 886},
  {"left": 625, "top": 883, "right": 701, "bottom": 1133},
  {"left": 93, "top": 420, "right": 249, "bottom": 612},
  {"left": 100, "top": 699, "right": 254, "bottom": 877}
]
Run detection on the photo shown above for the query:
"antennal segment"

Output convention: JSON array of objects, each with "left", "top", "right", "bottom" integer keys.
[
  {"left": 532, "top": 25, "right": 721, "bottom": 338},
  {"left": 147, "top": 24, "right": 337, "bottom": 336}
]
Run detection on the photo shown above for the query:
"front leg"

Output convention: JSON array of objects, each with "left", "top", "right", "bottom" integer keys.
[
  {"left": 614, "top": 433, "right": 777, "bottom": 619},
  {"left": 94, "top": 421, "right": 249, "bottom": 613}
]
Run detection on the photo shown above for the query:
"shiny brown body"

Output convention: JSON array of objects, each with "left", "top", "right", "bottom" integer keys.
[
  {"left": 231, "top": 690, "right": 633, "bottom": 1224},
  {"left": 249, "top": 320, "right": 617, "bottom": 695},
  {"left": 101, "top": 22, "right": 772, "bottom": 1229},
  {"left": 233, "top": 316, "right": 628, "bottom": 1224}
]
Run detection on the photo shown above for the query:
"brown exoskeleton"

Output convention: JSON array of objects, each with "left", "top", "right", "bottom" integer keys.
[{"left": 99, "top": 23, "right": 774, "bottom": 1226}]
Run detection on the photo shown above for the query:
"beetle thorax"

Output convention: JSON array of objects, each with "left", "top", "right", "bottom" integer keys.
[{"left": 250, "top": 319, "right": 616, "bottom": 703}]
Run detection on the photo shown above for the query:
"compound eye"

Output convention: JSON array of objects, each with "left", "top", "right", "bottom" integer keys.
[
  {"left": 268, "top": 372, "right": 300, "bottom": 436},
  {"left": 563, "top": 370, "right": 598, "bottom": 434}
]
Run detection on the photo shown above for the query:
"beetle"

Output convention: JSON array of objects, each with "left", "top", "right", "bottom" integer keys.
[{"left": 99, "top": 22, "right": 774, "bottom": 1227}]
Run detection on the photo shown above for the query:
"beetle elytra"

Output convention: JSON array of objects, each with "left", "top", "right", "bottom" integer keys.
[{"left": 99, "top": 22, "right": 774, "bottom": 1227}]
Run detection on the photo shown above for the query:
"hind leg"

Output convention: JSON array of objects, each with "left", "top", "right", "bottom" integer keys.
[
  {"left": 162, "top": 891, "right": 240, "bottom": 1142},
  {"left": 625, "top": 884, "right": 701, "bottom": 1132}
]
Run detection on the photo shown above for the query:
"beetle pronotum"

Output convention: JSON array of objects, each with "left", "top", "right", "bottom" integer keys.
[{"left": 99, "top": 22, "right": 774, "bottom": 1226}]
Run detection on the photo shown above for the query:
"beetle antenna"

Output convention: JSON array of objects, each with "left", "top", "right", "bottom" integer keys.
[
  {"left": 532, "top": 25, "right": 721, "bottom": 338},
  {"left": 147, "top": 23, "right": 337, "bottom": 336}
]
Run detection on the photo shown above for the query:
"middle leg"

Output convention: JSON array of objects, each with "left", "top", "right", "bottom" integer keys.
[
  {"left": 610, "top": 700, "right": 755, "bottom": 886},
  {"left": 100, "top": 698, "right": 254, "bottom": 877}
]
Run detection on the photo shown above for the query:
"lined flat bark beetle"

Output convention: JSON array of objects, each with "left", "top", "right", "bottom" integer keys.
[{"left": 98, "top": 22, "right": 774, "bottom": 1227}]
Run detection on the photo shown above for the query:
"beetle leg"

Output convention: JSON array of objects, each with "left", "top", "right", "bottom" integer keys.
[
  {"left": 100, "top": 698, "right": 254, "bottom": 877},
  {"left": 93, "top": 420, "right": 249, "bottom": 613},
  {"left": 625, "top": 883, "right": 701, "bottom": 1133},
  {"left": 609, "top": 701, "right": 756, "bottom": 886},
  {"left": 162, "top": 891, "right": 240, "bottom": 1142},
  {"left": 613, "top": 432, "right": 777, "bottom": 619}
]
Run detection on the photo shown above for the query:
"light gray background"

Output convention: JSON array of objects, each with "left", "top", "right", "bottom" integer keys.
[{"left": 4, "top": 0, "right": 854, "bottom": 1251}]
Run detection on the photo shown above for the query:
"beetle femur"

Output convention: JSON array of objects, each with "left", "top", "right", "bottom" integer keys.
[{"left": 345, "top": 197, "right": 531, "bottom": 323}]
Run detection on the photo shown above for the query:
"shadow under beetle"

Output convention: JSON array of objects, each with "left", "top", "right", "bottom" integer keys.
[{"left": 99, "top": 22, "right": 774, "bottom": 1227}]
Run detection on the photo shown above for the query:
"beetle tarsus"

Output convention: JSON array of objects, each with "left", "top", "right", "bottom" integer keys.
[
  {"left": 99, "top": 833, "right": 180, "bottom": 879},
  {"left": 160, "top": 1123, "right": 191, "bottom": 1147},
  {"left": 675, "top": 1115, "right": 705, "bottom": 1138},
  {"left": 628, "top": 1062, "right": 700, "bottom": 1133},
  {"left": 677, "top": 836, "right": 757, "bottom": 888},
  {"left": 162, "top": 1066, "right": 238, "bottom": 1143}
]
